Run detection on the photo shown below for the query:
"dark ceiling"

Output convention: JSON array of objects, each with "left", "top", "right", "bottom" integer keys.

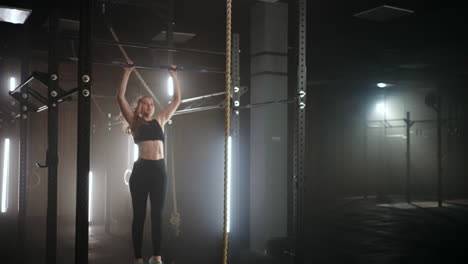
[
  {"left": 306, "top": 0, "right": 468, "bottom": 85},
  {"left": 0, "top": 0, "right": 254, "bottom": 56},
  {"left": 0, "top": 0, "right": 467, "bottom": 95}
]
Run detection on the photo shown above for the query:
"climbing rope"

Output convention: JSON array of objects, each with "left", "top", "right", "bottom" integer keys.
[
  {"left": 223, "top": 0, "right": 232, "bottom": 263},
  {"left": 169, "top": 128, "right": 181, "bottom": 236}
]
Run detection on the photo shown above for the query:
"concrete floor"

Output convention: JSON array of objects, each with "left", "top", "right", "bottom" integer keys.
[
  {"left": 1, "top": 197, "right": 468, "bottom": 264},
  {"left": 304, "top": 197, "right": 468, "bottom": 264}
]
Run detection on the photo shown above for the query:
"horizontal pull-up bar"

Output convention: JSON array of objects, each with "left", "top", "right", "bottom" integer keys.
[
  {"left": 96, "top": 0, "right": 169, "bottom": 12},
  {"left": 174, "top": 104, "right": 224, "bottom": 116},
  {"left": 238, "top": 98, "right": 296, "bottom": 109},
  {"left": 64, "top": 57, "right": 225, "bottom": 74},
  {"left": 94, "top": 38, "right": 226, "bottom": 56},
  {"left": 367, "top": 118, "right": 440, "bottom": 124},
  {"left": 104, "top": 104, "right": 224, "bottom": 124},
  {"left": 90, "top": 92, "right": 226, "bottom": 103},
  {"left": 181, "top": 92, "right": 225, "bottom": 104},
  {"left": 172, "top": 97, "right": 297, "bottom": 117}
]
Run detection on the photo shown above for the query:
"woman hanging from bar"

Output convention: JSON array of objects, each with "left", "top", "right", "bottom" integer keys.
[{"left": 117, "top": 61, "right": 181, "bottom": 264}]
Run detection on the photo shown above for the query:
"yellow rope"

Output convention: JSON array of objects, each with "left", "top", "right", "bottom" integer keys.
[{"left": 223, "top": 0, "right": 232, "bottom": 263}]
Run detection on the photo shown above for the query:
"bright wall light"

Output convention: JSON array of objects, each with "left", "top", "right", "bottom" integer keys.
[
  {"left": 89, "top": 171, "right": 93, "bottom": 222},
  {"left": 167, "top": 76, "right": 174, "bottom": 97},
  {"left": 377, "top": 82, "right": 387, "bottom": 88},
  {"left": 124, "top": 139, "right": 138, "bottom": 186},
  {"left": 133, "top": 144, "right": 139, "bottom": 162},
  {"left": 9, "top": 77, "right": 16, "bottom": 92},
  {"left": 127, "top": 137, "right": 138, "bottom": 165},
  {"left": 375, "top": 102, "right": 385, "bottom": 115},
  {"left": 124, "top": 169, "right": 131, "bottom": 186},
  {"left": 1, "top": 138, "right": 11, "bottom": 213},
  {"left": 227, "top": 136, "right": 232, "bottom": 233},
  {"left": 0, "top": 6, "right": 32, "bottom": 24}
]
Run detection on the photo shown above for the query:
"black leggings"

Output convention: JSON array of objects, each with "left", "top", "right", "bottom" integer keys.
[{"left": 129, "top": 159, "right": 167, "bottom": 259}]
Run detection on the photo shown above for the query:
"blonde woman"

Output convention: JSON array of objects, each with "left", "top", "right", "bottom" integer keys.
[{"left": 117, "top": 63, "right": 181, "bottom": 264}]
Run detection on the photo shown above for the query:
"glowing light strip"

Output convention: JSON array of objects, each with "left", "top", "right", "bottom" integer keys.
[
  {"left": 133, "top": 144, "right": 138, "bottom": 162},
  {"left": 167, "top": 76, "right": 174, "bottom": 97},
  {"left": 1, "top": 139, "right": 11, "bottom": 213},
  {"left": 89, "top": 171, "right": 93, "bottom": 222},
  {"left": 0, "top": 6, "right": 32, "bottom": 24},
  {"left": 376, "top": 102, "right": 385, "bottom": 115},
  {"left": 124, "top": 169, "right": 131, "bottom": 186},
  {"left": 9, "top": 77, "right": 16, "bottom": 92},
  {"left": 227, "top": 136, "right": 232, "bottom": 232}
]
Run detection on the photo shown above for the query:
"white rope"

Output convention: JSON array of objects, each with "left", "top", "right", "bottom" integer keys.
[{"left": 166, "top": 124, "right": 181, "bottom": 236}]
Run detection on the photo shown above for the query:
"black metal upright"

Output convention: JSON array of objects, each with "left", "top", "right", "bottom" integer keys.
[
  {"left": 105, "top": 114, "right": 112, "bottom": 234},
  {"left": 166, "top": 0, "right": 174, "bottom": 65},
  {"left": 437, "top": 91, "right": 443, "bottom": 207},
  {"left": 75, "top": 0, "right": 93, "bottom": 263},
  {"left": 363, "top": 119, "right": 368, "bottom": 198},
  {"left": 46, "top": 3, "right": 60, "bottom": 264},
  {"left": 404, "top": 112, "right": 415, "bottom": 203},
  {"left": 230, "top": 33, "right": 241, "bottom": 261},
  {"left": 231, "top": 33, "right": 240, "bottom": 156},
  {"left": 231, "top": 33, "right": 240, "bottom": 159},
  {"left": 293, "top": 0, "right": 307, "bottom": 263},
  {"left": 17, "top": 20, "right": 31, "bottom": 264}
]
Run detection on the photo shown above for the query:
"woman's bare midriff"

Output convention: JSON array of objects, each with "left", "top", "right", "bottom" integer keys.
[{"left": 138, "top": 140, "right": 165, "bottom": 160}]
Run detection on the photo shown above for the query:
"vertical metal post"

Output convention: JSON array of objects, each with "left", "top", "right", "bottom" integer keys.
[
  {"left": 231, "top": 34, "right": 240, "bottom": 241},
  {"left": 75, "top": 0, "right": 93, "bottom": 263},
  {"left": 382, "top": 92, "right": 387, "bottom": 199},
  {"left": 294, "top": 0, "right": 307, "bottom": 263},
  {"left": 406, "top": 112, "right": 411, "bottom": 203},
  {"left": 437, "top": 92, "right": 443, "bottom": 207},
  {"left": 231, "top": 34, "right": 240, "bottom": 141},
  {"left": 18, "top": 85, "right": 28, "bottom": 264},
  {"left": 363, "top": 120, "right": 368, "bottom": 198},
  {"left": 17, "top": 22, "right": 30, "bottom": 264},
  {"left": 46, "top": 2, "right": 60, "bottom": 264},
  {"left": 167, "top": 0, "right": 174, "bottom": 65},
  {"left": 104, "top": 168, "right": 110, "bottom": 233},
  {"left": 105, "top": 114, "right": 111, "bottom": 234},
  {"left": 222, "top": 33, "right": 241, "bottom": 261},
  {"left": 405, "top": 112, "right": 414, "bottom": 204}
]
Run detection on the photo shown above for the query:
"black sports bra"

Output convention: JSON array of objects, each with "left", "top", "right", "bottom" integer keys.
[{"left": 133, "top": 119, "right": 165, "bottom": 144}]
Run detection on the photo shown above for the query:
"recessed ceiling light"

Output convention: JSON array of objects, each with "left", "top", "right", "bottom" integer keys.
[
  {"left": 152, "top": 31, "right": 196, "bottom": 44},
  {"left": 0, "top": 5, "right": 32, "bottom": 25},
  {"left": 354, "top": 5, "right": 414, "bottom": 22}
]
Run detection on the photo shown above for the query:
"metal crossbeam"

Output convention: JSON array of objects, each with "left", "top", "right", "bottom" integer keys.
[
  {"left": 63, "top": 57, "right": 225, "bottom": 74},
  {"left": 181, "top": 92, "right": 225, "bottom": 104},
  {"left": 94, "top": 38, "right": 225, "bottom": 56}
]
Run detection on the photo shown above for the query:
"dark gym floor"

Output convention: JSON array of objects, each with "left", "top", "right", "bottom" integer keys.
[
  {"left": 2, "top": 197, "right": 468, "bottom": 264},
  {"left": 303, "top": 197, "right": 468, "bottom": 264}
]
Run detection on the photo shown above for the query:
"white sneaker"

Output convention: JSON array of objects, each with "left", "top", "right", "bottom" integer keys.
[{"left": 148, "top": 256, "right": 163, "bottom": 264}]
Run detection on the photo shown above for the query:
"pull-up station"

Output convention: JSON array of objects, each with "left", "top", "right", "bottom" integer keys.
[
  {"left": 9, "top": 72, "right": 78, "bottom": 115},
  {"left": 4, "top": 1, "right": 308, "bottom": 264}
]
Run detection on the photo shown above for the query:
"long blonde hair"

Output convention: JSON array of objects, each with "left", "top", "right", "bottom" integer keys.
[{"left": 123, "top": 96, "right": 153, "bottom": 135}]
